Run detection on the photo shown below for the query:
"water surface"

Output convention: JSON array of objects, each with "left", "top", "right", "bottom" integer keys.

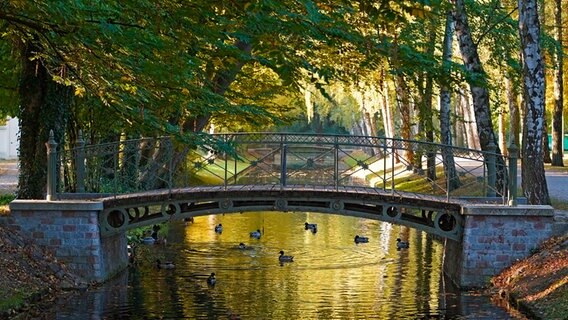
[{"left": 55, "top": 212, "right": 523, "bottom": 319}]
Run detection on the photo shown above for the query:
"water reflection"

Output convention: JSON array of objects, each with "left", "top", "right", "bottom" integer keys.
[{"left": 54, "top": 212, "right": 523, "bottom": 319}]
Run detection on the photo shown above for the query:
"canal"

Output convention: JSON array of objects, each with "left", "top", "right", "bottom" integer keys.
[{"left": 53, "top": 211, "right": 524, "bottom": 319}]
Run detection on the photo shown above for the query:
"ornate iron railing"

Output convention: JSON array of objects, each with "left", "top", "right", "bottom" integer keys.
[{"left": 47, "top": 131, "right": 518, "bottom": 204}]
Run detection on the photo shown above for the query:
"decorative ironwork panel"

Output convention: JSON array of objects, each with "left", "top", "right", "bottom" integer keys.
[{"left": 56, "top": 132, "right": 511, "bottom": 204}]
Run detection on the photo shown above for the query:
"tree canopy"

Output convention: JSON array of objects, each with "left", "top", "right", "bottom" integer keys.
[{"left": 0, "top": 0, "right": 561, "bottom": 203}]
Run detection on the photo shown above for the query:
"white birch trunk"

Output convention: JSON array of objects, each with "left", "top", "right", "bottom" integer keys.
[{"left": 519, "top": 0, "right": 550, "bottom": 204}]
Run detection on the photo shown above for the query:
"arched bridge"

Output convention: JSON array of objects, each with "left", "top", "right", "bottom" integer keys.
[
  {"left": 48, "top": 132, "right": 518, "bottom": 241},
  {"left": 99, "top": 185, "right": 465, "bottom": 241},
  {"left": 9, "top": 132, "right": 553, "bottom": 289}
]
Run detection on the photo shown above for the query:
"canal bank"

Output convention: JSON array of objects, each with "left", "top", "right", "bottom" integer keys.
[{"left": 489, "top": 234, "right": 568, "bottom": 320}]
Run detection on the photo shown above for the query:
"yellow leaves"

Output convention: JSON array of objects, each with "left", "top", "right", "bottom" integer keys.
[
  {"left": 122, "top": 83, "right": 137, "bottom": 94},
  {"left": 74, "top": 86, "right": 86, "bottom": 97},
  {"left": 181, "top": 88, "right": 190, "bottom": 96}
]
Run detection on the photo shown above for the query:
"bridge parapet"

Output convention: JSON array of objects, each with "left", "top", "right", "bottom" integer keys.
[{"left": 49, "top": 132, "right": 515, "bottom": 204}]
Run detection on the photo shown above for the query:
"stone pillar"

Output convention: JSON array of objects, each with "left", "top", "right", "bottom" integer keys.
[
  {"left": 6, "top": 200, "right": 128, "bottom": 283},
  {"left": 444, "top": 204, "right": 554, "bottom": 289}
]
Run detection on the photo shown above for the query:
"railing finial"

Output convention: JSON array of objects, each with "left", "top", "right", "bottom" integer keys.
[{"left": 46, "top": 130, "right": 58, "bottom": 201}]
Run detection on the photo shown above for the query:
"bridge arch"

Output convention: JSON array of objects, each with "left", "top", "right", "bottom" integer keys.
[{"left": 100, "top": 185, "right": 464, "bottom": 241}]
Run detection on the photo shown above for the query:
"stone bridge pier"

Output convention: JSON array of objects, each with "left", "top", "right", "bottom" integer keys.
[
  {"left": 4, "top": 200, "right": 555, "bottom": 288},
  {"left": 4, "top": 200, "right": 127, "bottom": 283},
  {"left": 444, "top": 204, "right": 555, "bottom": 289}
]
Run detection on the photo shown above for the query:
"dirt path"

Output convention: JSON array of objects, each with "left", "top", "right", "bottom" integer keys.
[{"left": 0, "top": 160, "right": 17, "bottom": 195}]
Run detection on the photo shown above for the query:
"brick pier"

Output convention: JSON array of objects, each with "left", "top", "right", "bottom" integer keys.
[
  {"left": 5, "top": 199, "right": 126, "bottom": 283},
  {"left": 444, "top": 204, "right": 555, "bottom": 288}
]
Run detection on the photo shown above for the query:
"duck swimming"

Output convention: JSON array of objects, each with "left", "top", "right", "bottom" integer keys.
[
  {"left": 156, "top": 259, "right": 175, "bottom": 269},
  {"left": 396, "top": 238, "right": 410, "bottom": 249},
  {"left": 304, "top": 222, "right": 317, "bottom": 230},
  {"left": 207, "top": 272, "right": 216, "bottom": 285},
  {"left": 354, "top": 235, "right": 369, "bottom": 243},
  {"left": 279, "top": 250, "right": 294, "bottom": 262},
  {"left": 250, "top": 229, "right": 261, "bottom": 239},
  {"left": 215, "top": 224, "right": 223, "bottom": 233}
]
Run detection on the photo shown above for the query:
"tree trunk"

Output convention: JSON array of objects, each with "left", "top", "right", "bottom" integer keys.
[
  {"left": 183, "top": 40, "right": 252, "bottom": 133},
  {"left": 453, "top": 0, "right": 507, "bottom": 195},
  {"left": 454, "top": 91, "right": 466, "bottom": 147},
  {"left": 519, "top": 0, "right": 550, "bottom": 204},
  {"left": 379, "top": 70, "right": 395, "bottom": 139},
  {"left": 539, "top": 1, "right": 552, "bottom": 164},
  {"left": 506, "top": 76, "right": 521, "bottom": 151},
  {"left": 138, "top": 40, "right": 252, "bottom": 190},
  {"left": 460, "top": 87, "right": 481, "bottom": 150},
  {"left": 395, "top": 73, "right": 414, "bottom": 167},
  {"left": 18, "top": 41, "right": 72, "bottom": 199},
  {"left": 440, "top": 10, "right": 461, "bottom": 190},
  {"left": 551, "top": 0, "right": 564, "bottom": 166},
  {"left": 499, "top": 106, "right": 507, "bottom": 156}
]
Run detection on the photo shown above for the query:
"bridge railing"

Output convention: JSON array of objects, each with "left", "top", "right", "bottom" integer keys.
[{"left": 48, "top": 132, "right": 518, "bottom": 204}]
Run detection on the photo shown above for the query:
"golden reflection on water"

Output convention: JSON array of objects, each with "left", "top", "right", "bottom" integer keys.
[{"left": 136, "top": 211, "right": 445, "bottom": 319}]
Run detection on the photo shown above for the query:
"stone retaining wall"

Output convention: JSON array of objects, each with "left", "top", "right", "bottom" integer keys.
[
  {"left": 5, "top": 200, "right": 127, "bottom": 283},
  {"left": 444, "top": 204, "right": 555, "bottom": 289}
]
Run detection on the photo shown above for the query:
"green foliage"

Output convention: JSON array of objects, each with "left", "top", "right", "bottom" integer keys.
[
  {"left": 0, "top": 40, "right": 19, "bottom": 118},
  {"left": 0, "top": 289, "right": 26, "bottom": 312},
  {"left": 0, "top": 194, "right": 16, "bottom": 205}
]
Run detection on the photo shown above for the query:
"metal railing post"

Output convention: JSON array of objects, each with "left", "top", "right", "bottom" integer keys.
[
  {"left": 446, "top": 147, "right": 450, "bottom": 202},
  {"left": 281, "top": 141, "right": 287, "bottom": 187},
  {"left": 46, "top": 130, "right": 58, "bottom": 201},
  {"left": 507, "top": 143, "right": 518, "bottom": 206},
  {"left": 486, "top": 142, "right": 496, "bottom": 197},
  {"left": 168, "top": 138, "right": 173, "bottom": 193},
  {"left": 391, "top": 141, "right": 395, "bottom": 195},
  {"left": 75, "top": 130, "right": 85, "bottom": 193},
  {"left": 383, "top": 138, "right": 387, "bottom": 190},
  {"left": 224, "top": 135, "right": 228, "bottom": 190},
  {"left": 334, "top": 136, "right": 339, "bottom": 190}
]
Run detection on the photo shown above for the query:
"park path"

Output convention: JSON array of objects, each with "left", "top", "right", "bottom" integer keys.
[{"left": 0, "top": 159, "right": 17, "bottom": 194}]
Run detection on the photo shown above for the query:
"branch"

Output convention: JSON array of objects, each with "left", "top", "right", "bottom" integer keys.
[
  {"left": 475, "top": 6, "right": 518, "bottom": 47},
  {"left": 84, "top": 18, "right": 145, "bottom": 29}
]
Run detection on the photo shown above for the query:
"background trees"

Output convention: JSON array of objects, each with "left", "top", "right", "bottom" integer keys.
[{"left": 0, "top": 0, "right": 563, "bottom": 204}]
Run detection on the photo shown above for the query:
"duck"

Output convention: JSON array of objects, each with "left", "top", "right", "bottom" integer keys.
[
  {"left": 156, "top": 259, "right": 175, "bottom": 269},
  {"left": 304, "top": 222, "right": 317, "bottom": 230},
  {"left": 238, "top": 242, "right": 247, "bottom": 249},
  {"left": 214, "top": 223, "right": 223, "bottom": 233},
  {"left": 250, "top": 229, "right": 261, "bottom": 239},
  {"left": 279, "top": 250, "right": 294, "bottom": 262},
  {"left": 207, "top": 272, "right": 216, "bottom": 285},
  {"left": 354, "top": 235, "right": 369, "bottom": 243},
  {"left": 184, "top": 217, "right": 194, "bottom": 225},
  {"left": 305, "top": 223, "right": 317, "bottom": 233},
  {"left": 396, "top": 238, "right": 410, "bottom": 249}
]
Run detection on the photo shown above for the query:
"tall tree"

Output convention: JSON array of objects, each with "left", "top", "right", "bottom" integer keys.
[
  {"left": 452, "top": 0, "right": 506, "bottom": 194},
  {"left": 539, "top": 0, "right": 552, "bottom": 163},
  {"left": 17, "top": 41, "right": 72, "bottom": 198},
  {"left": 440, "top": 10, "right": 460, "bottom": 190},
  {"left": 519, "top": 0, "right": 550, "bottom": 204},
  {"left": 551, "top": 0, "right": 564, "bottom": 166}
]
